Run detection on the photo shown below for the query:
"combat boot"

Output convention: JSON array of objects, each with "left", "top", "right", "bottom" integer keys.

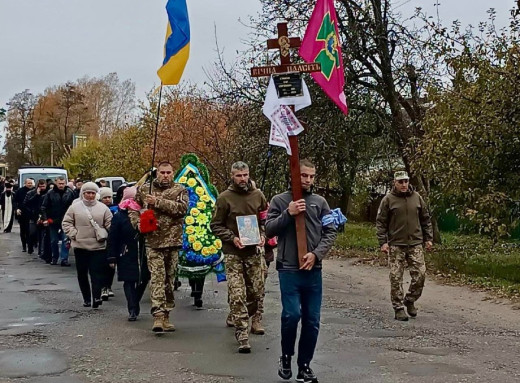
[
  {"left": 152, "top": 313, "right": 165, "bottom": 332},
  {"left": 251, "top": 315, "right": 265, "bottom": 335},
  {"left": 238, "top": 338, "right": 251, "bottom": 354},
  {"left": 394, "top": 309, "right": 409, "bottom": 321},
  {"left": 404, "top": 300, "right": 418, "bottom": 317},
  {"left": 235, "top": 330, "right": 251, "bottom": 354},
  {"left": 162, "top": 312, "right": 176, "bottom": 332},
  {"left": 226, "top": 312, "right": 235, "bottom": 327}
]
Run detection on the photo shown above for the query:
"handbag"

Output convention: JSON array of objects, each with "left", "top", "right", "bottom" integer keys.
[{"left": 82, "top": 203, "right": 108, "bottom": 242}]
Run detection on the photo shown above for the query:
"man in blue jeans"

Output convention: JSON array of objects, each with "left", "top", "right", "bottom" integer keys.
[
  {"left": 40, "top": 177, "right": 75, "bottom": 266},
  {"left": 266, "top": 159, "right": 337, "bottom": 383}
]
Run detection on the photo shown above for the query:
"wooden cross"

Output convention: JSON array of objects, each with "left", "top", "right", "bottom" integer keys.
[{"left": 251, "top": 22, "right": 321, "bottom": 267}]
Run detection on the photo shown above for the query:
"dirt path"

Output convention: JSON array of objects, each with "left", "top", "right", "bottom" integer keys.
[{"left": 320, "top": 258, "right": 520, "bottom": 382}]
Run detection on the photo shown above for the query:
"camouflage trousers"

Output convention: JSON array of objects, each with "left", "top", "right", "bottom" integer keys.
[
  {"left": 225, "top": 253, "right": 264, "bottom": 340},
  {"left": 252, "top": 256, "right": 268, "bottom": 321},
  {"left": 388, "top": 245, "right": 426, "bottom": 310},
  {"left": 147, "top": 247, "right": 178, "bottom": 315}
]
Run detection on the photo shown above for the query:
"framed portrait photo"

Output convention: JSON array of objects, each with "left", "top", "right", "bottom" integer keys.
[{"left": 236, "top": 215, "right": 261, "bottom": 246}]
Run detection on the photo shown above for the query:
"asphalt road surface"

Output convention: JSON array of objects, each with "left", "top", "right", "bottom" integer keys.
[{"left": 1, "top": 225, "right": 519, "bottom": 383}]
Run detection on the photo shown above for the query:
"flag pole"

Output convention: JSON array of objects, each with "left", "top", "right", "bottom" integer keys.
[{"left": 150, "top": 84, "right": 163, "bottom": 193}]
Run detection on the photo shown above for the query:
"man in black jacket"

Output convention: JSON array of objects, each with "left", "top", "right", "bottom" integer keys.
[
  {"left": 25, "top": 179, "right": 50, "bottom": 261},
  {"left": 266, "top": 159, "right": 336, "bottom": 383},
  {"left": 15, "top": 178, "right": 35, "bottom": 253},
  {"left": 73, "top": 179, "right": 84, "bottom": 199},
  {"left": 40, "top": 177, "right": 74, "bottom": 266}
]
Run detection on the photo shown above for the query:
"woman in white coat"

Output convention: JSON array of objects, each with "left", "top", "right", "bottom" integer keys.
[{"left": 63, "top": 182, "right": 112, "bottom": 308}]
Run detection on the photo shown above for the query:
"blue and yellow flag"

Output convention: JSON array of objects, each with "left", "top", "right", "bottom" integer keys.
[{"left": 157, "top": 0, "right": 190, "bottom": 85}]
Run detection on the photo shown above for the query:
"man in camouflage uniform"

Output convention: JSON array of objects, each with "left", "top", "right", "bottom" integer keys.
[
  {"left": 132, "top": 161, "right": 188, "bottom": 332},
  {"left": 376, "top": 171, "right": 433, "bottom": 321},
  {"left": 211, "top": 161, "right": 267, "bottom": 353}
]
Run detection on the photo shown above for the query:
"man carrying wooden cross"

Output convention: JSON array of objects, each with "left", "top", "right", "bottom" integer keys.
[
  {"left": 266, "top": 159, "right": 336, "bottom": 382},
  {"left": 255, "top": 0, "right": 347, "bottom": 378}
]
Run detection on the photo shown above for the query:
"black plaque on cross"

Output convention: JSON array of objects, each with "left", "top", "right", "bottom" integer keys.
[
  {"left": 251, "top": 22, "right": 321, "bottom": 267},
  {"left": 272, "top": 72, "right": 303, "bottom": 98}
]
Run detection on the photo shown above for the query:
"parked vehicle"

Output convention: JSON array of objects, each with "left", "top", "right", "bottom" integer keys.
[
  {"left": 95, "top": 177, "right": 126, "bottom": 196},
  {"left": 18, "top": 167, "right": 68, "bottom": 186}
]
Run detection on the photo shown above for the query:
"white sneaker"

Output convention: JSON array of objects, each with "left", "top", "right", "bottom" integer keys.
[
  {"left": 107, "top": 288, "right": 114, "bottom": 297},
  {"left": 101, "top": 288, "right": 109, "bottom": 301}
]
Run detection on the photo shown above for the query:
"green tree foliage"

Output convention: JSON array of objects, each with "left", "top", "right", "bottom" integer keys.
[
  {"left": 63, "top": 125, "right": 149, "bottom": 181},
  {"left": 62, "top": 139, "right": 102, "bottom": 180},
  {"left": 415, "top": 9, "right": 520, "bottom": 239}
]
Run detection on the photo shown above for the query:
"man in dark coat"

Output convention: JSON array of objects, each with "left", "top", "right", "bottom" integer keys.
[
  {"left": 0, "top": 183, "right": 16, "bottom": 233},
  {"left": 40, "top": 176, "right": 74, "bottom": 266},
  {"left": 24, "top": 179, "right": 51, "bottom": 262},
  {"left": 15, "top": 178, "right": 35, "bottom": 252},
  {"left": 73, "top": 179, "right": 84, "bottom": 199}
]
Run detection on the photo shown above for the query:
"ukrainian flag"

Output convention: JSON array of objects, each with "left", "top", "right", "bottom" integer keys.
[{"left": 157, "top": 0, "right": 190, "bottom": 85}]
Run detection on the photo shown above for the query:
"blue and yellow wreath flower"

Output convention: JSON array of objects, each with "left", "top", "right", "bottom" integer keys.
[
  {"left": 174, "top": 153, "right": 225, "bottom": 281},
  {"left": 193, "top": 241, "right": 203, "bottom": 251},
  {"left": 196, "top": 214, "right": 209, "bottom": 225},
  {"left": 190, "top": 208, "right": 200, "bottom": 217},
  {"left": 194, "top": 226, "right": 207, "bottom": 237},
  {"left": 187, "top": 178, "right": 197, "bottom": 187},
  {"left": 185, "top": 225, "right": 195, "bottom": 235}
]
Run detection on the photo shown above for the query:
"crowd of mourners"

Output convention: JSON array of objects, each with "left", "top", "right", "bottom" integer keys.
[
  {"left": 0, "top": 175, "right": 150, "bottom": 308},
  {"left": 0, "top": 160, "right": 432, "bottom": 383}
]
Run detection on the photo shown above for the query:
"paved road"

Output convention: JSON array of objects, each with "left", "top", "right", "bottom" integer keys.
[{"left": 1, "top": 225, "right": 519, "bottom": 383}]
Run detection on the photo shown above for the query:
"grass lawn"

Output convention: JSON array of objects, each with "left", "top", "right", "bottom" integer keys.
[{"left": 335, "top": 223, "right": 520, "bottom": 299}]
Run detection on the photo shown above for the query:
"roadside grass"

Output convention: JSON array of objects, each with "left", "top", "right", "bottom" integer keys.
[{"left": 335, "top": 223, "right": 520, "bottom": 300}]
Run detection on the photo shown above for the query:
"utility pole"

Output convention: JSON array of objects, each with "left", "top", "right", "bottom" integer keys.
[{"left": 50, "top": 141, "right": 54, "bottom": 167}]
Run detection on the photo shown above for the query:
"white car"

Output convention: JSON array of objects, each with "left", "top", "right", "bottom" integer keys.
[
  {"left": 95, "top": 177, "right": 126, "bottom": 196},
  {"left": 18, "top": 167, "right": 68, "bottom": 186}
]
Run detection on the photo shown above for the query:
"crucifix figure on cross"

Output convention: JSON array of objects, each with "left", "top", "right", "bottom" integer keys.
[{"left": 251, "top": 22, "right": 321, "bottom": 267}]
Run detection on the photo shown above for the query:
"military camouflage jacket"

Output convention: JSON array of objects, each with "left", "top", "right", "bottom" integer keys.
[{"left": 133, "top": 179, "right": 188, "bottom": 249}]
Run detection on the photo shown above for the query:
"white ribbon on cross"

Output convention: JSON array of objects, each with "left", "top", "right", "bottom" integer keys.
[{"left": 262, "top": 76, "right": 311, "bottom": 155}]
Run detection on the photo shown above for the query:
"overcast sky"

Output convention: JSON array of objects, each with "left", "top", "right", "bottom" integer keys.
[{"left": 0, "top": 0, "right": 513, "bottom": 110}]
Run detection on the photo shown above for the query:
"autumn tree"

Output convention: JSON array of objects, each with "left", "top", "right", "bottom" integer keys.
[
  {"left": 4, "top": 90, "right": 37, "bottom": 170},
  {"left": 4, "top": 73, "right": 137, "bottom": 173},
  {"left": 415, "top": 7, "right": 520, "bottom": 239},
  {"left": 78, "top": 73, "right": 136, "bottom": 136}
]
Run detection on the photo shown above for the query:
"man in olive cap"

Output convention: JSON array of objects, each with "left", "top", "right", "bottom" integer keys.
[{"left": 376, "top": 171, "right": 433, "bottom": 321}]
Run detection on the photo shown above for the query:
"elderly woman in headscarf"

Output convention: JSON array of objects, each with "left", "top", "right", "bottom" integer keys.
[
  {"left": 62, "top": 182, "right": 112, "bottom": 308},
  {"left": 107, "top": 186, "right": 150, "bottom": 321}
]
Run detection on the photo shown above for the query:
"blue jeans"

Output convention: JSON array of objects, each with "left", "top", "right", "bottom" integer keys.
[
  {"left": 278, "top": 268, "right": 322, "bottom": 367},
  {"left": 49, "top": 226, "right": 69, "bottom": 262}
]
